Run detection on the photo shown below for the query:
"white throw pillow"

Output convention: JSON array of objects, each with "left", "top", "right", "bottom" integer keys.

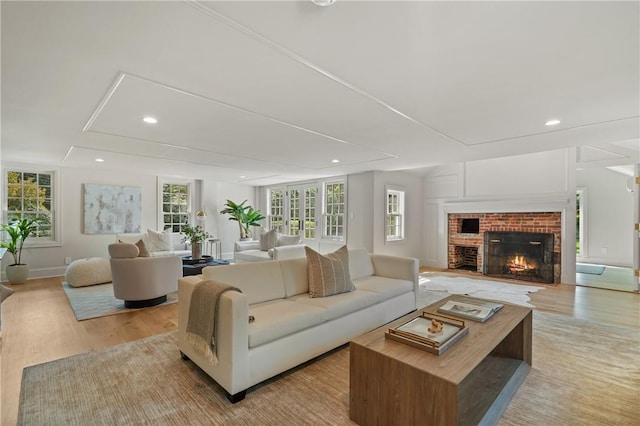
[
  {"left": 277, "top": 234, "right": 301, "bottom": 247},
  {"left": 146, "top": 229, "right": 173, "bottom": 252},
  {"left": 260, "top": 229, "right": 277, "bottom": 251}
]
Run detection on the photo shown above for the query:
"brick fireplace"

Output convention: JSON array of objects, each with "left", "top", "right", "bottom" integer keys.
[{"left": 448, "top": 212, "right": 561, "bottom": 283}]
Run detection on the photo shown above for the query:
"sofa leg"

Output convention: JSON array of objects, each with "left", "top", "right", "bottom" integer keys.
[
  {"left": 124, "top": 295, "right": 167, "bottom": 308},
  {"left": 227, "top": 390, "right": 246, "bottom": 403},
  {"left": 180, "top": 351, "right": 190, "bottom": 361}
]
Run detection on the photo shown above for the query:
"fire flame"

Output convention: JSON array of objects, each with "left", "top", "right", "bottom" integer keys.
[{"left": 507, "top": 255, "right": 534, "bottom": 273}]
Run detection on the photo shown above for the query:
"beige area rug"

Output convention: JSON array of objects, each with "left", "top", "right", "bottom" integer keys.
[
  {"left": 61, "top": 281, "right": 178, "bottom": 321},
  {"left": 18, "top": 312, "right": 639, "bottom": 425}
]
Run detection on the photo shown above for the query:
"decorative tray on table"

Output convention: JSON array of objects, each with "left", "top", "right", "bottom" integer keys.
[{"left": 385, "top": 311, "right": 468, "bottom": 355}]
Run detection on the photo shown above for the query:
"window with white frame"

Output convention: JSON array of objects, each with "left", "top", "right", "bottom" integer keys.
[
  {"left": 386, "top": 188, "right": 405, "bottom": 241},
  {"left": 323, "top": 181, "right": 345, "bottom": 240},
  {"left": 4, "top": 169, "right": 55, "bottom": 239},
  {"left": 161, "top": 183, "right": 189, "bottom": 232},
  {"left": 268, "top": 188, "right": 284, "bottom": 232}
]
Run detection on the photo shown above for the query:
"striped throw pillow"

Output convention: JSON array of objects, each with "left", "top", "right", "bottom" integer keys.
[{"left": 305, "top": 245, "right": 354, "bottom": 298}]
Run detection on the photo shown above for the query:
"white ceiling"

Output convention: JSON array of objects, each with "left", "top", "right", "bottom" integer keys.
[{"left": 2, "top": 1, "right": 639, "bottom": 185}]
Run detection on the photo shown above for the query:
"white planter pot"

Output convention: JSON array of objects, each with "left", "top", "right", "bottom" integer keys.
[{"left": 6, "top": 264, "right": 29, "bottom": 284}]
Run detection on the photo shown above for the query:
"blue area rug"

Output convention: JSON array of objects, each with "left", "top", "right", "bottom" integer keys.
[
  {"left": 576, "top": 263, "right": 606, "bottom": 275},
  {"left": 61, "top": 281, "right": 178, "bottom": 321}
]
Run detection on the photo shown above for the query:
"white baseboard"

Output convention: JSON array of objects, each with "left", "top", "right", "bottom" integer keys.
[{"left": 1, "top": 266, "right": 67, "bottom": 283}]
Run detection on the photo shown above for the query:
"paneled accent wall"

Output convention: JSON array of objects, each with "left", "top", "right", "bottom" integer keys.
[{"left": 448, "top": 212, "right": 562, "bottom": 283}]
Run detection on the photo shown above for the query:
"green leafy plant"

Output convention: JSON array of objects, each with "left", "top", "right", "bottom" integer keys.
[
  {"left": 0, "top": 217, "right": 42, "bottom": 265},
  {"left": 220, "top": 200, "right": 266, "bottom": 239},
  {"left": 180, "top": 222, "right": 210, "bottom": 245}
]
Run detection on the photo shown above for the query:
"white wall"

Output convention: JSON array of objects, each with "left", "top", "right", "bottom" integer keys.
[
  {"left": 424, "top": 149, "right": 577, "bottom": 284},
  {"left": 1, "top": 166, "right": 160, "bottom": 280},
  {"left": 215, "top": 183, "right": 258, "bottom": 259},
  {"left": 1, "top": 164, "right": 256, "bottom": 280},
  {"left": 371, "top": 171, "right": 423, "bottom": 258},
  {"left": 577, "top": 167, "right": 634, "bottom": 266},
  {"left": 254, "top": 171, "right": 424, "bottom": 259},
  {"left": 346, "top": 172, "right": 375, "bottom": 252}
]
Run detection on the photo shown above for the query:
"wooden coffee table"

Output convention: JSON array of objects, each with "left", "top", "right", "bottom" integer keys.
[{"left": 349, "top": 295, "right": 532, "bottom": 426}]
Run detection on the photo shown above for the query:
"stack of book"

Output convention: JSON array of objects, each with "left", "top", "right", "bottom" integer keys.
[{"left": 438, "top": 297, "right": 504, "bottom": 322}]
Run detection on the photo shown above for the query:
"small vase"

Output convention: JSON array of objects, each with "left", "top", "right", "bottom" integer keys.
[
  {"left": 191, "top": 242, "right": 202, "bottom": 260},
  {"left": 6, "top": 264, "right": 29, "bottom": 284}
]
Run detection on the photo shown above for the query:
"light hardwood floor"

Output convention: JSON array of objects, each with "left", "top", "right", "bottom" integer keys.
[{"left": 1, "top": 274, "right": 639, "bottom": 426}]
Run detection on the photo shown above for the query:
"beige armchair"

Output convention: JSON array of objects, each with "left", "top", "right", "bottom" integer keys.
[{"left": 108, "top": 243, "right": 182, "bottom": 308}]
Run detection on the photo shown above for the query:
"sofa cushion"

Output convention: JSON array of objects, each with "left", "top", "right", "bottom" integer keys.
[
  {"left": 203, "top": 261, "right": 286, "bottom": 305},
  {"left": 146, "top": 229, "right": 173, "bottom": 252},
  {"left": 353, "top": 275, "right": 413, "bottom": 302},
  {"left": 348, "top": 248, "right": 375, "bottom": 280},
  {"left": 247, "top": 299, "right": 326, "bottom": 348},
  {"left": 260, "top": 229, "right": 277, "bottom": 251},
  {"left": 279, "top": 257, "right": 309, "bottom": 297},
  {"left": 290, "top": 290, "right": 378, "bottom": 321},
  {"left": 305, "top": 245, "right": 354, "bottom": 298}
]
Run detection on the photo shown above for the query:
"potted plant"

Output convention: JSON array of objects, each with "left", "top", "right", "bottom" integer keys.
[
  {"left": 220, "top": 200, "right": 265, "bottom": 240},
  {"left": 1, "top": 216, "right": 42, "bottom": 284},
  {"left": 180, "top": 222, "right": 210, "bottom": 260}
]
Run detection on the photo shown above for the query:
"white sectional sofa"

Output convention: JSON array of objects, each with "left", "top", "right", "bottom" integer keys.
[
  {"left": 178, "top": 248, "right": 418, "bottom": 402},
  {"left": 116, "top": 230, "right": 191, "bottom": 258},
  {"left": 233, "top": 240, "right": 306, "bottom": 262}
]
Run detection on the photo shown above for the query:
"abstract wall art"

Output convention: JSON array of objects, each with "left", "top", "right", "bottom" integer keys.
[{"left": 83, "top": 184, "right": 142, "bottom": 234}]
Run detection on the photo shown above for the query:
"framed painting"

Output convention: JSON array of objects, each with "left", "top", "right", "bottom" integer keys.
[{"left": 83, "top": 184, "right": 142, "bottom": 234}]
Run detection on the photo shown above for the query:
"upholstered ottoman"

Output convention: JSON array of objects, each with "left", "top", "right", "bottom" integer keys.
[{"left": 65, "top": 257, "right": 112, "bottom": 288}]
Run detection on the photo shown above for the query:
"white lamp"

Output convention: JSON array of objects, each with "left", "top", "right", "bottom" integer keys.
[{"left": 196, "top": 210, "right": 207, "bottom": 227}]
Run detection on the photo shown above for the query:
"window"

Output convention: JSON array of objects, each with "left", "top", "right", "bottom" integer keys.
[
  {"left": 303, "top": 187, "right": 317, "bottom": 239},
  {"left": 268, "top": 188, "right": 284, "bottom": 232},
  {"left": 386, "top": 188, "right": 405, "bottom": 242},
  {"left": 323, "top": 181, "right": 345, "bottom": 240},
  {"left": 162, "top": 183, "right": 189, "bottom": 232},
  {"left": 5, "top": 170, "right": 54, "bottom": 239}
]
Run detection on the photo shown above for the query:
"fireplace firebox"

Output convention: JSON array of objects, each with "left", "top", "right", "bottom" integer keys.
[{"left": 483, "top": 231, "right": 554, "bottom": 283}]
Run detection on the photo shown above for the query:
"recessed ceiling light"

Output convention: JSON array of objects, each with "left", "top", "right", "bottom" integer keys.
[
  {"left": 545, "top": 119, "right": 560, "bottom": 126},
  {"left": 95, "top": 158, "right": 104, "bottom": 162},
  {"left": 240, "top": 175, "right": 246, "bottom": 179},
  {"left": 331, "top": 159, "right": 340, "bottom": 163},
  {"left": 143, "top": 116, "right": 158, "bottom": 124}
]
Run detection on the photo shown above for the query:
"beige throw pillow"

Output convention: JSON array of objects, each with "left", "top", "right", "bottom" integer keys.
[
  {"left": 135, "top": 239, "right": 150, "bottom": 257},
  {"left": 118, "top": 239, "right": 150, "bottom": 257},
  {"left": 260, "top": 229, "right": 277, "bottom": 251},
  {"left": 305, "top": 245, "right": 354, "bottom": 298}
]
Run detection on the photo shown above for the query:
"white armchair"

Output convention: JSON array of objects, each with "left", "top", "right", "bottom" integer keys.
[{"left": 108, "top": 243, "right": 182, "bottom": 308}]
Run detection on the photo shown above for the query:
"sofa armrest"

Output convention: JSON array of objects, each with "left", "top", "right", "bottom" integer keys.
[
  {"left": 178, "top": 276, "right": 251, "bottom": 396},
  {"left": 234, "top": 241, "right": 260, "bottom": 252},
  {"left": 369, "top": 253, "right": 419, "bottom": 295}
]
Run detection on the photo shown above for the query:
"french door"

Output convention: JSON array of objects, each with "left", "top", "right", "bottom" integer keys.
[{"left": 286, "top": 184, "right": 318, "bottom": 243}]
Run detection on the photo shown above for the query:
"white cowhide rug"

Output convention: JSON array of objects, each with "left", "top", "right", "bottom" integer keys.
[{"left": 418, "top": 274, "right": 545, "bottom": 308}]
